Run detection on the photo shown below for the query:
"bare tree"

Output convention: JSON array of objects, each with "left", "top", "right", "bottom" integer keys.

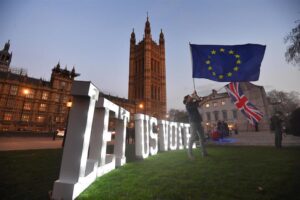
[
  {"left": 284, "top": 21, "right": 300, "bottom": 67},
  {"left": 268, "top": 90, "right": 300, "bottom": 115},
  {"left": 168, "top": 109, "right": 189, "bottom": 123}
]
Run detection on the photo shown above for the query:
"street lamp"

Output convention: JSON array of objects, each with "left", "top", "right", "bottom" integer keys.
[
  {"left": 62, "top": 99, "right": 72, "bottom": 147},
  {"left": 23, "top": 88, "right": 29, "bottom": 95},
  {"left": 138, "top": 103, "right": 144, "bottom": 109},
  {"left": 166, "top": 114, "right": 169, "bottom": 120}
]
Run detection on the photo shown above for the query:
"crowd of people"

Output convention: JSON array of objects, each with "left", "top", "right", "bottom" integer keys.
[{"left": 207, "top": 121, "right": 238, "bottom": 141}]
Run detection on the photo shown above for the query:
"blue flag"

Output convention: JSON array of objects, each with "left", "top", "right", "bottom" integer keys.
[{"left": 190, "top": 44, "right": 266, "bottom": 82}]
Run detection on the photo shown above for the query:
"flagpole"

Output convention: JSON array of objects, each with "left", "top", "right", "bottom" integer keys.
[
  {"left": 193, "top": 78, "right": 196, "bottom": 91},
  {"left": 189, "top": 42, "right": 196, "bottom": 92}
]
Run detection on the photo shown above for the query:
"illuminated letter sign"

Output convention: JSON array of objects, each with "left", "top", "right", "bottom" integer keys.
[
  {"left": 169, "top": 122, "right": 178, "bottom": 150},
  {"left": 52, "top": 81, "right": 129, "bottom": 200},
  {"left": 158, "top": 120, "right": 169, "bottom": 151},
  {"left": 114, "top": 107, "right": 130, "bottom": 166},
  {"left": 134, "top": 114, "right": 150, "bottom": 159},
  {"left": 52, "top": 82, "right": 192, "bottom": 200},
  {"left": 149, "top": 116, "right": 158, "bottom": 155},
  {"left": 177, "top": 123, "right": 184, "bottom": 150},
  {"left": 52, "top": 81, "right": 99, "bottom": 200}
]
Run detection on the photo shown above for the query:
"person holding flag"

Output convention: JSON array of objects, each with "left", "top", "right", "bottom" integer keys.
[
  {"left": 183, "top": 91, "right": 210, "bottom": 159},
  {"left": 189, "top": 43, "right": 266, "bottom": 128}
]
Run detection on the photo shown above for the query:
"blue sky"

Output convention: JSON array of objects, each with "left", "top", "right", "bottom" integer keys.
[{"left": 0, "top": 0, "right": 299, "bottom": 110}]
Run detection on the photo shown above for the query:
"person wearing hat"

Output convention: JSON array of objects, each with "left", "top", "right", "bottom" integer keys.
[{"left": 183, "top": 91, "right": 208, "bottom": 159}]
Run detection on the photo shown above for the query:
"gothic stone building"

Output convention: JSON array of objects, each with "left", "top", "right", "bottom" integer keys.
[
  {"left": 128, "top": 17, "right": 167, "bottom": 119},
  {"left": 0, "top": 41, "right": 78, "bottom": 133},
  {"left": 200, "top": 82, "right": 270, "bottom": 133},
  {"left": 105, "top": 17, "right": 167, "bottom": 120}
]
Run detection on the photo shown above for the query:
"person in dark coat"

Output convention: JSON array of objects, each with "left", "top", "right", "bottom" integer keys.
[
  {"left": 217, "top": 121, "right": 224, "bottom": 139},
  {"left": 223, "top": 121, "right": 230, "bottom": 136},
  {"left": 183, "top": 91, "right": 208, "bottom": 159},
  {"left": 270, "top": 111, "right": 283, "bottom": 148}
]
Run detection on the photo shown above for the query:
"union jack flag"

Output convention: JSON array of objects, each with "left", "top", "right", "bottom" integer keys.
[{"left": 225, "top": 82, "right": 263, "bottom": 125}]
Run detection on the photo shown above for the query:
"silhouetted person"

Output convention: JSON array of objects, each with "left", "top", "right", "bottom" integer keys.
[
  {"left": 234, "top": 123, "right": 239, "bottom": 135},
  {"left": 183, "top": 91, "right": 208, "bottom": 159},
  {"left": 223, "top": 121, "right": 229, "bottom": 136},
  {"left": 126, "top": 127, "right": 130, "bottom": 144},
  {"left": 217, "top": 121, "right": 224, "bottom": 139},
  {"left": 255, "top": 123, "right": 259, "bottom": 132},
  {"left": 52, "top": 130, "right": 57, "bottom": 141},
  {"left": 270, "top": 112, "right": 283, "bottom": 148}
]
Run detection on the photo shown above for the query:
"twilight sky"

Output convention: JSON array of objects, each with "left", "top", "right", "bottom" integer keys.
[{"left": 0, "top": 0, "right": 299, "bottom": 110}]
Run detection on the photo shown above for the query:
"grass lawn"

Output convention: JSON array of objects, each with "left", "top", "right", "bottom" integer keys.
[
  {"left": 0, "top": 149, "right": 62, "bottom": 200},
  {"left": 0, "top": 146, "right": 299, "bottom": 200}
]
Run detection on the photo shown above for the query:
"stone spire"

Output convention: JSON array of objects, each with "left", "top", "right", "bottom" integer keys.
[
  {"left": 130, "top": 28, "right": 136, "bottom": 44},
  {"left": 159, "top": 29, "right": 165, "bottom": 45},
  {"left": 144, "top": 14, "right": 151, "bottom": 37}
]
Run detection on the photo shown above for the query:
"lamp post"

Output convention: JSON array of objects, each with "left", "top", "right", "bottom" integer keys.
[
  {"left": 139, "top": 102, "right": 149, "bottom": 116},
  {"left": 138, "top": 102, "right": 144, "bottom": 110},
  {"left": 62, "top": 99, "right": 72, "bottom": 147}
]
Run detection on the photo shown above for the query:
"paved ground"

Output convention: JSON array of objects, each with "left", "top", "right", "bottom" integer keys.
[
  {"left": 0, "top": 131, "right": 300, "bottom": 151},
  {"left": 0, "top": 137, "right": 63, "bottom": 151},
  {"left": 208, "top": 130, "right": 300, "bottom": 146}
]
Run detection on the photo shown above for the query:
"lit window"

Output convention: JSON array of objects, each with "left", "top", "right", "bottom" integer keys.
[
  {"left": 39, "top": 103, "right": 47, "bottom": 111},
  {"left": 221, "top": 101, "right": 226, "bottom": 105},
  {"left": 42, "top": 91, "right": 49, "bottom": 100},
  {"left": 37, "top": 116, "right": 45, "bottom": 123},
  {"left": 24, "top": 89, "right": 35, "bottom": 98},
  {"left": 23, "top": 102, "right": 31, "bottom": 110},
  {"left": 205, "top": 103, "right": 210, "bottom": 108},
  {"left": 4, "top": 113, "right": 12, "bottom": 121},
  {"left": 21, "top": 114, "right": 30, "bottom": 122},
  {"left": 10, "top": 85, "right": 18, "bottom": 95}
]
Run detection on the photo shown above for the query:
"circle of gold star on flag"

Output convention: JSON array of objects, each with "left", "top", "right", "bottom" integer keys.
[{"left": 205, "top": 48, "right": 242, "bottom": 80}]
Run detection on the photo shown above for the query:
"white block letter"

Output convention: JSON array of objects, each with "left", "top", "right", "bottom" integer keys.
[
  {"left": 135, "top": 114, "right": 149, "bottom": 159},
  {"left": 158, "top": 120, "right": 169, "bottom": 151},
  {"left": 177, "top": 123, "right": 184, "bottom": 150},
  {"left": 149, "top": 117, "right": 158, "bottom": 155},
  {"left": 169, "top": 122, "right": 178, "bottom": 150},
  {"left": 52, "top": 81, "right": 99, "bottom": 200}
]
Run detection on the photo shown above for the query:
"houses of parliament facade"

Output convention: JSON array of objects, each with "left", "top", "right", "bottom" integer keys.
[
  {"left": 0, "top": 17, "right": 167, "bottom": 133},
  {"left": 0, "top": 41, "right": 79, "bottom": 133}
]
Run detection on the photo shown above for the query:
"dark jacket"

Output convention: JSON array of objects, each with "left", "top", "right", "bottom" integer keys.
[
  {"left": 186, "top": 100, "right": 202, "bottom": 123},
  {"left": 270, "top": 115, "right": 282, "bottom": 132}
]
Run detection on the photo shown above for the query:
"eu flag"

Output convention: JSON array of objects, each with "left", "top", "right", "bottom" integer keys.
[{"left": 190, "top": 44, "right": 266, "bottom": 82}]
